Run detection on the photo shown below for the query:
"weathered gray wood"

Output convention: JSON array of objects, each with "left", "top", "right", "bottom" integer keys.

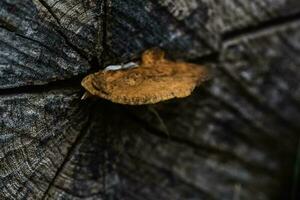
[
  {"left": 107, "top": 0, "right": 300, "bottom": 61},
  {"left": 32, "top": 0, "right": 105, "bottom": 60},
  {"left": 106, "top": 0, "right": 214, "bottom": 61},
  {"left": 0, "top": 0, "right": 300, "bottom": 199},
  {"left": 0, "top": 89, "right": 89, "bottom": 199},
  {"left": 203, "top": 0, "right": 300, "bottom": 33},
  {"left": 41, "top": 102, "right": 121, "bottom": 199},
  {"left": 0, "top": 0, "right": 103, "bottom": 89}
]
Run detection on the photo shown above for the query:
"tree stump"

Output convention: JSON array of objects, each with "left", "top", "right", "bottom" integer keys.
[{"left": 1, "top": 0, "right": 300, "bottom": 199}]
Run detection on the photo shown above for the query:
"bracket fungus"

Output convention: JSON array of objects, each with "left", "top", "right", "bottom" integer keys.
[{"left": 81, "top": 49, "right": 210, "bottom": 105}]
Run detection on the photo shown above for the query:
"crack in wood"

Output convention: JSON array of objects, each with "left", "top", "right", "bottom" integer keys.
[
  {"left": 0, "top": 18, "right": 18, "bottom": 32},
  {"left": 188, "top": 51, "right": 220, "bottom": 64},
  {"left": 14, "top": 33, "right": 56, "bottom": 52},
  {"left": 41, "top": 111, "right": 92, "bottom": 200},
  {"left": 97, "top": 0, "right": 108, "bottom": 71},
  {"left": 222, "top": 11, "right": 300, "bottom": 43},
  {"left": 0, "top": 76, "right": 84, "bottom": 95},
  {"left": 38, "top": 0, "right": 62, "bottom": 26}
]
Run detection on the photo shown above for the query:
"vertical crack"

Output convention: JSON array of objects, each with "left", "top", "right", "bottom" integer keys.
[
  {"left": 98, "top": 0, "right": 109, "bottom": 71},
  {"left": 41, "top": 108, "right": 92, "bottom": 199}
]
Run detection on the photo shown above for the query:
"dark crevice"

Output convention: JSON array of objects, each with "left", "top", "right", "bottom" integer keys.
[
  {"left": 15, "top": 33, "right": 56, "bottom": 52},
  {"left": 38, "top": 0, "right": 62, "bottom": 26},
  {"left": 41, "top": 113, "right": 92, "bottom": 200},
  {"left": 188, "top": 51, "right": 220, "bottom": 64},
  {"left": 97, "top": 0, "right": 109, "bottom": 197},
  {"left": 0, "top": 75, "right": 84, "bottom": 95},
  {"left": 98, "top": 0, "right": 109, "bottom": 71},
  {"left": 222, "top": 11, "right": 300, "bottom": 42},
  {"left": 89, "top": 56, "right": 101, "bottom": 73},
  {"left": 53, "top": 23, "right": 99, "bottom": 72},
  {"left": 0, "top": 52, "right": 219, "bottom": 96},
  {"left": 0, "top": 18, "right": 18, "bottom": 32}
]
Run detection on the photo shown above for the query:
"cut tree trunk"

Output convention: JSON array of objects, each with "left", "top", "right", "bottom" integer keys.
[{"left": 1, "top": 0, "right": 300, "bottom": 199}]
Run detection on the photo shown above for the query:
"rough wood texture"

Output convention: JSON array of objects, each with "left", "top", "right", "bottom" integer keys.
[
  {"left": 106, "top": 0, "right": 213, "bottom": 61},
  {"left": 203, "top": 0, "right": 300, "bottom": 33},
  {"left": 0, "top": 89, "right": 88, "bottom": 199},
  {"left": 1, "top": 0, "right": 300, "bottom": 199},
  {"left": 0, "top": 0, "right": 97, "bottom": 89},
  {"left": 107, "top": 0, "right": 300, "bottom": 60}
]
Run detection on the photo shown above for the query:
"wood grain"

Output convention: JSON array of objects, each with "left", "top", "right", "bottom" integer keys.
[
  {"left": 0, "top": 89, "right": 89, "bottom": 199},
  {"left": 0, "top": 0, "right": 93, "bottom": 89}
]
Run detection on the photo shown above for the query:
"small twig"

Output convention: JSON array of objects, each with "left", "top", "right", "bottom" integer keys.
[{"left": 147, "top": 105, "right": 169, "bottom": 137}]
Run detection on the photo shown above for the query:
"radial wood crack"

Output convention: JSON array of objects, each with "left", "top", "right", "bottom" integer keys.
[{"left": 222, "top": 11, "right": 300, "bottom": 42}]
